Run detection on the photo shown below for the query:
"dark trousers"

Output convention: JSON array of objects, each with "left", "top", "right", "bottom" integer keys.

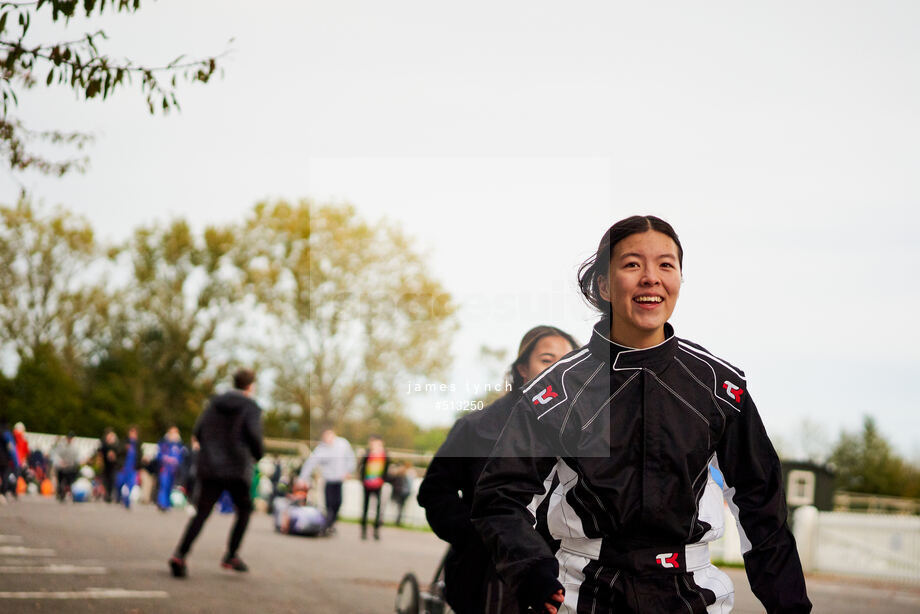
[
  {"left": 175, "top": 477, "right": 252, "bottom": 558},
  {"left": 324, "top": 481, "right": 343, "bottom": 527},
  {"left": 56, "top": 468, "right": 77, "bottom": 501},
  {"left": 361, "top": 487, "right": 382, "bottom": 531},
  {"left": 392, "top": 495, "right": 408, "bottom": 526},
  {"left": 102, "top": 466, "right": 117, "bottom": 502}
]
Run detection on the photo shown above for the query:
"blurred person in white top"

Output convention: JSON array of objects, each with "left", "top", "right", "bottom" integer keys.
[{"left": 298, "top": 429, "right": 356, "bottom": 533}]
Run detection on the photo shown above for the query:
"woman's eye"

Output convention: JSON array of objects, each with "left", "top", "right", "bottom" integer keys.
[{"left": 662, "top": 262, "right": 674, "bottom": 268}]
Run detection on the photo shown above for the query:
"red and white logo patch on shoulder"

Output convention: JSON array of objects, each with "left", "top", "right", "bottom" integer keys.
[
  {"left": 532, "top": 385, "right": 559, "bottom": 406},
  {"left": 722, "top": 381, "right": 744, "bottom": 403}
]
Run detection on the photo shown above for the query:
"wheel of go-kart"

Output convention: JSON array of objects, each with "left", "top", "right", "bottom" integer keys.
[{"left": 395, "top": 572, "right": 420, "bottom": 614}]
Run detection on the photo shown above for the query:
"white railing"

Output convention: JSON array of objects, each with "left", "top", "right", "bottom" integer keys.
[{"left": 794, "top": 505, "right": 920, "bottom": 585}]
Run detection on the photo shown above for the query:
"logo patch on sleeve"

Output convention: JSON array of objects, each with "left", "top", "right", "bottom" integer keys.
[
  {"left": 532, "top": 385, "right": 559, "bottom": 406},
  {"left": 722, "top": 381, "right": 744, "bottom": 403}
]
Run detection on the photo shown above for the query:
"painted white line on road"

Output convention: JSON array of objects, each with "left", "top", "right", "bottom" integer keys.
[
  {"left": 0, "top": 564, "right": 107, "bottom": 574},
  {"left": 0, "top": 546, "right": 55, "bottom": 556},
  {"left": 0, "top": 535, "right": 23, "bottom": 544},
  {"left": 0, "top": 588, "right": 168, "bottom": 599}
]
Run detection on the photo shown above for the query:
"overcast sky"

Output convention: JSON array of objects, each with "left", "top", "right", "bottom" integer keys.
[{"left": 4, "top": 1, "right": 919, "bottom": 457}]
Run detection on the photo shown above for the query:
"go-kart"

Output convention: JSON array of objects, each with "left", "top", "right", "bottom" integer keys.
[{"left": 395, "top": 552, "right": 453, "bottom": 614}]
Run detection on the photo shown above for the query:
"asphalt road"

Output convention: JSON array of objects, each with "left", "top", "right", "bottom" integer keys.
[{"left": 1, "top": 496, "right": 918, "bottom": 613}]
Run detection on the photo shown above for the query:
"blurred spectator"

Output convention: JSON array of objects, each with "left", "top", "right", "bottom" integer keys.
[
  {"left": 157, "top": 426, "right": 187, "bottom": 511},
  {"left": 12, "top": 422, "right": 28, "bottom": 470},
  {"left": 27, "top": 447, "right": 48, "bottom": 483},
  {"left": 97, "top": 428, "right": 120, "bottom": 503},
  {"left": 358, "top": 435, "right": 389, "bottom": 540},
  {"left": 389, "top": 461, "right": 415, "bottom": 527},
  {"left": 298, "top": 428, "right": 355, "bottom": 535},
  {"left": 52, "top": 432, "right": 81, "bottom": 502},
  {"left": 0, "top": 417, "right": 16, "bottom": 502},
  {"left": 117, "top": 426, "right": 141, "bottom": 508},
  {"left": 170, "top": 368, "right": 264, "bottom": 578},
  {"left": 183, "top": 438, "right": 200, "bottom": 504}
]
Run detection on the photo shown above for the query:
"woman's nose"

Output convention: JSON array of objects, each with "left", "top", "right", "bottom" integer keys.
[{"left": 640, "top": 269, "right": 661, "bottom": 285}]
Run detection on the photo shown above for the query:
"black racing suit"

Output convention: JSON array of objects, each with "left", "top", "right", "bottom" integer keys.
[
  {"left": 419, "top": 390, "right": 561, "bottom": 614},
  {"left": 420, "top": 392, "right": 539, "bottom": 614},
  {"left": 471, "top": 319, "right": 811, "bottom": 614}
]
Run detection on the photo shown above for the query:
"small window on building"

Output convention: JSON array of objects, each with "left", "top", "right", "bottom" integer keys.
[{"left": 787, "top": 470, "right": 815, "bottom": 506}]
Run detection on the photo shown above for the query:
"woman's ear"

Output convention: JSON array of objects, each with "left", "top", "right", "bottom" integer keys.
[
  {"left": 598, "top": 274, "right": 611, "bottom": 302},
  {"left": 515, "top": 363, "right": 529, "bottom": 381}
]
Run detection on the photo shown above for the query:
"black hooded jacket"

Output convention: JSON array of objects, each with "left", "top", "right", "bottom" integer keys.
[{"left": 194, "top": 390, "right": 264, "bottom": 481}]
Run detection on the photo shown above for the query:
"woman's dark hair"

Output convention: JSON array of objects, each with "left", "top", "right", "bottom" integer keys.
[
  {"left": 577, "top": 215, "right": 683, "bottom": 317},
  {"left": 510, "top": 325, "right": 579, "bottom": 389}
]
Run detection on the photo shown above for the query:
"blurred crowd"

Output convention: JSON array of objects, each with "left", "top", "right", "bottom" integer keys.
[{"left": 0, "top": 417, "right": 416, "bottom": 534}]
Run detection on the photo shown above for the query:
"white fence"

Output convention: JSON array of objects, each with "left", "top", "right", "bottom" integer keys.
[
  {"left": 794, "top": 505, "right": 920, "bottom": 585},
  {"left": 699, "top": 504, "right": 920, "bottom": 586}
]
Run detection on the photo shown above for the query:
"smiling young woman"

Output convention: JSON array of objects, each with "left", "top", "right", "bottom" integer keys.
[
  {"left": 471, "top": 216, "right": 812, "bottom": 614},
  {"left": 580, "top": 216, "right": 684, "bottom": 349}
]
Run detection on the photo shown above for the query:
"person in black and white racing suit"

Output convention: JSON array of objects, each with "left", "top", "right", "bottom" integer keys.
[
  {"left": 471, "top": 215, "right": 811, "bottom": 614},
  {"left": 418, "top": 325, "right": 578, "bottom": 614}
]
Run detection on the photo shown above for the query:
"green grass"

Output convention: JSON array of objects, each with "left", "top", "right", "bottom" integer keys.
[
  {"left": 335, "top": 516, "right": 434, "bottom": 533},
  {"left": 712, "top": 559, "right": 745, "bottom": 569}
]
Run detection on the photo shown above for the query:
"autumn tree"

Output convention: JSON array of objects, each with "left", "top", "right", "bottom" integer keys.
[
  {"left": 0, "top": 197, "right": 109, "bottom": 371},
  {"left": 114, "top": 218, "right": 241, "bottom": 435},
  {"left": 234, "top": 200, "right": 458, "bottom": 439},
  {"left": 0, "top": 0, "right": 223, "bottom": 175}
]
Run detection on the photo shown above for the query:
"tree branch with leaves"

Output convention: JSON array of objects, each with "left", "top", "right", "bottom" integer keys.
[{"left": 0, "top": 0, "right": 226, "bottom": 175}]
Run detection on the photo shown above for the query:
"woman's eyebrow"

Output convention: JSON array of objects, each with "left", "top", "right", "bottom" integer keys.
[{"left": 618, "top": 252, "right": 677, "bottom": 260}]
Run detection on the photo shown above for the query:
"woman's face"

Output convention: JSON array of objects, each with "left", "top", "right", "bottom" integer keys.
[
  {"left": 516, "top": 335, "right": 574, "bottom": 384},
  {"left": 599, "top": 230, "right": 681, "bottom": 348}
]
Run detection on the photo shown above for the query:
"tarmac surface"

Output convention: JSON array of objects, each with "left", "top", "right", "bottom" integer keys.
[{"left": 1, "top": 496, "right": 918, "bottom": 613}]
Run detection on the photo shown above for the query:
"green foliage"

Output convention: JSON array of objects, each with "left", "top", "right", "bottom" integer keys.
[
  {"left": 413, "top": 425, "right": 451, "bottom": 454},
  {"left": 0, "top": 197, "right": 105, "bottom": 369},
  {"left": 116, "top": 218, "right": 241, "bottom": 435},
  {"left": 0, "top": 0, "right": 224, "bottom": 174},
  {"left": 82, "top": 345, "right": 147, "bottom": 436},
  {"left": 828, "top": 416, "right": 920, "bottom": 498},
  {"left": 339, "top": 412, "right": 421, "bottom": 451},
  {"left": 7, "top": 344, "right": 82, "bottom": 434},
  {"left": 0, "top": 198, "right": 459, "bottom": 450}
]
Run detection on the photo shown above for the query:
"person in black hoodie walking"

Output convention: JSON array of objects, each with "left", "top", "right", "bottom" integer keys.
[{"left": 169, "top": 368, "right": 264, "bottom": 578}]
